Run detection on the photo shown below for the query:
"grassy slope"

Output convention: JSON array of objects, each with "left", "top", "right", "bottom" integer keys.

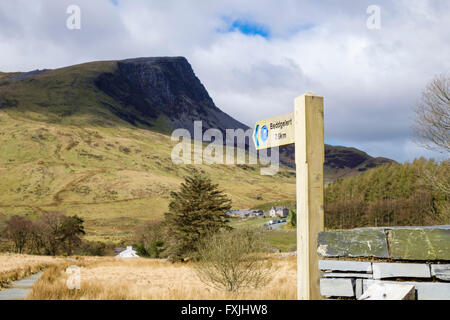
[
  {"left": 0, "top": 61, "right": 297, "bottom": 242},
  {"left": 0, "top": 110, "right": 296, "bottom": 242}
]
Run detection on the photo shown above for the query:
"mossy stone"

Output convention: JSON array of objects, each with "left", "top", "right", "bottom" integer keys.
[
  {"left": 389, "top": 228, "right": 450, "bottom": 260},
  {"left": 317, "top": 228, "right": 389, "bottom": 258}
]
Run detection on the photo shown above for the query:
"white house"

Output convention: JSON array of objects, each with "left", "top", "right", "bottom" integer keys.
[
  {"left": 269, "top": 206, "right": 289, "bottom": 218},
  {"left": 116, "top": 246, "right": 139, "bottom": 258}
]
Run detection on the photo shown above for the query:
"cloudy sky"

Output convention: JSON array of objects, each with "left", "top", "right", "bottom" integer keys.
[{"left": 0, "top": 0, "right": 449, "bottom": 162}]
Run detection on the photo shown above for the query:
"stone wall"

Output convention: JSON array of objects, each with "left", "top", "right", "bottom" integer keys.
[{"left": 317, "top": 226, "right": 450, "bottom": 300}]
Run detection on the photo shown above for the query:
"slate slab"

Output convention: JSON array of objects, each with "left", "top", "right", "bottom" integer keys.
[
  {"left": 317, "top": 226, "right": 450, "bottom": 260},
  {"left": 320, "top": 278, "right": 355, "bottom": 297},
  {"left": 363, "top": 280, "right": 450, "bottom": 300},
  {"left": 372, "top": 262, "right": 431, "bottom": 280},
  {"left": 317, "top": 228, "right": 389, "bottom": 258},
  {"left": 321, "top": 272, "right": 372, "bottom": 279},
  {"left": 431, "top": 264, "right": 450, "bottom": 281},
  {"left": 359, "top": 282, "right": 415, "bottom": 300},
  {"left": 355, "top": 279, "right": 363, "bottom": 299},
  {"left": 388, "top": 227, "right": 450, "bottom": 260},
  {"left": 319, "top": 260, "right": 372, "bottom": 273}
]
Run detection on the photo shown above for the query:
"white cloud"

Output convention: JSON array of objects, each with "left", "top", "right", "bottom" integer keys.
[{"left": 0, "top": 0, "right": 448, "bottom": 162}]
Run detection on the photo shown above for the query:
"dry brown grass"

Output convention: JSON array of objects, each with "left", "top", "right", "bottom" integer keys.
[
  {"left": 28, "top": 255, "right": 297, "bottom": 300},
  {"left": 0, "top": 253, "right": 64, "bottom": 289}
]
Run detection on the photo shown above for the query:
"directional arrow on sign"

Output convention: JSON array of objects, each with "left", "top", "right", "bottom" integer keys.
[{"left": 254, "top": 124, "right": 260, "bottom": 148}]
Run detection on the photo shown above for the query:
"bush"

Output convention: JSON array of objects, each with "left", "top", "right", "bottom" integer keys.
[{"left": 194, "top": 228, "right": 271, "bottom": 292}]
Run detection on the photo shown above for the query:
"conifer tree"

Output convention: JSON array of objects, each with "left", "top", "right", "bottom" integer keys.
[{"left": 164, "top": 172, "right": 232, "bottom": 261}]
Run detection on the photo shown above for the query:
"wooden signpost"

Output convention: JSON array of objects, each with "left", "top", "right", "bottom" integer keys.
[{"left": 253, "top": 93, "right": 324, "bottom": 300}]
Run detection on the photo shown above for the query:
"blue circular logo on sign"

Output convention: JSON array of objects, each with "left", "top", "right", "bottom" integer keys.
[{"left": 261, "top": 125, "right": 269, "bottom": 142}]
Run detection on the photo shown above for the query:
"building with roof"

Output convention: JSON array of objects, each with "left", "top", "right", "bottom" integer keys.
[{"left": 115, "top": 246, "right": 139, "bottom": 258}]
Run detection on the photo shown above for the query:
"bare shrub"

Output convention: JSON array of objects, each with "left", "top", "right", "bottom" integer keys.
[
  {"left": 36, "top": 211, "right": 85, "bottom": 256},
  {"left": 36, "top": 212, "right": 66, "bottom": 256},
  {"left": 194, "top": 228, "right": 271, "bottom": 292},
  {"left": 413, "top": 74, "right": 449, "bottom": 154},
  {"left": 412, "top": 75, "right": 449, "bottom": 221},
  {"left": 4, "top": 215, "right": 32, "bottom": 253}
]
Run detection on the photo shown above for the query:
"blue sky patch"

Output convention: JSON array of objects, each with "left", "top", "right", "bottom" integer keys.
[{"left": 221, "top": 18, "right": 270, "bottom": 38}]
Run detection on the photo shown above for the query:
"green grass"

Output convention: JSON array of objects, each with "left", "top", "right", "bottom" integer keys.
[
  {"left": 229, "top": 217, "right": 271, "bottom": 229},
  {"left": 265, "top": 230, "right": 296, "bottom": 252},
  {"left": 228, "top": 216, "right": 297, "bottom": 252}
]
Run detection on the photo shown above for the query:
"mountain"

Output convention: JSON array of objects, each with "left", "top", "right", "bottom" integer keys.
[
  {"left": 95, "top": 57, "right": 248, "bottom": 135},
  {"left": 0, "top": 57, "right": 393, "bottom": 239},
  {"left": 0, "top": 57, "right": 247, "bottom": 135},
  {"left": 279, "top": 144, "right": 394, "bottom": 182},
  {"left": 0, "top": 56, "right": 393, "bottom": 173}
]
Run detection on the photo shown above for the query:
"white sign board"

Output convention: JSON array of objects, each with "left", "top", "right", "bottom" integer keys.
[{"left": 252, "top": 112, "right": 295, "bottom": 150}]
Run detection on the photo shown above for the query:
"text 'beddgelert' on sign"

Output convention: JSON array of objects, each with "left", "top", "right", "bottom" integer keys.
[{"left": 253, "top": 112, "right": 295, "bottom": 150}]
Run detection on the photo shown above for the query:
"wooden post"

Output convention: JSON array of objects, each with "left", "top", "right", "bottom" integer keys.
[{"left": 295, "top": 93, "right": 324, "bottom": 300}]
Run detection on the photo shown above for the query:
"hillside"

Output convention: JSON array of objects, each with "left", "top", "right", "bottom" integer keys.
[
  {"left": 0, "top": 110, "right": 299, "bottom": 241},
  {"left": 0, "top": 58, "right": 297, "bottom": 241},
  {"left": 0, "top": 57, "right": 392, "bottom": 240}
]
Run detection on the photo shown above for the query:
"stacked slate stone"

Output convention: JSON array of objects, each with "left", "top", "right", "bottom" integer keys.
[{"left": 317, "top": 226, "right": 450, "bottom": 300}]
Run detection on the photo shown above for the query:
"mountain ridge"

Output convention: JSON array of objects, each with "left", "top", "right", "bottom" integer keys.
[{"left": 0, "top": 56, "right": 394, "bottom": 179}]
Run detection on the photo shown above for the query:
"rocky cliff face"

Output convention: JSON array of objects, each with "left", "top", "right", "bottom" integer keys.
[{"left": 95, "top": 57, "right": 249, "bottom": 135}]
